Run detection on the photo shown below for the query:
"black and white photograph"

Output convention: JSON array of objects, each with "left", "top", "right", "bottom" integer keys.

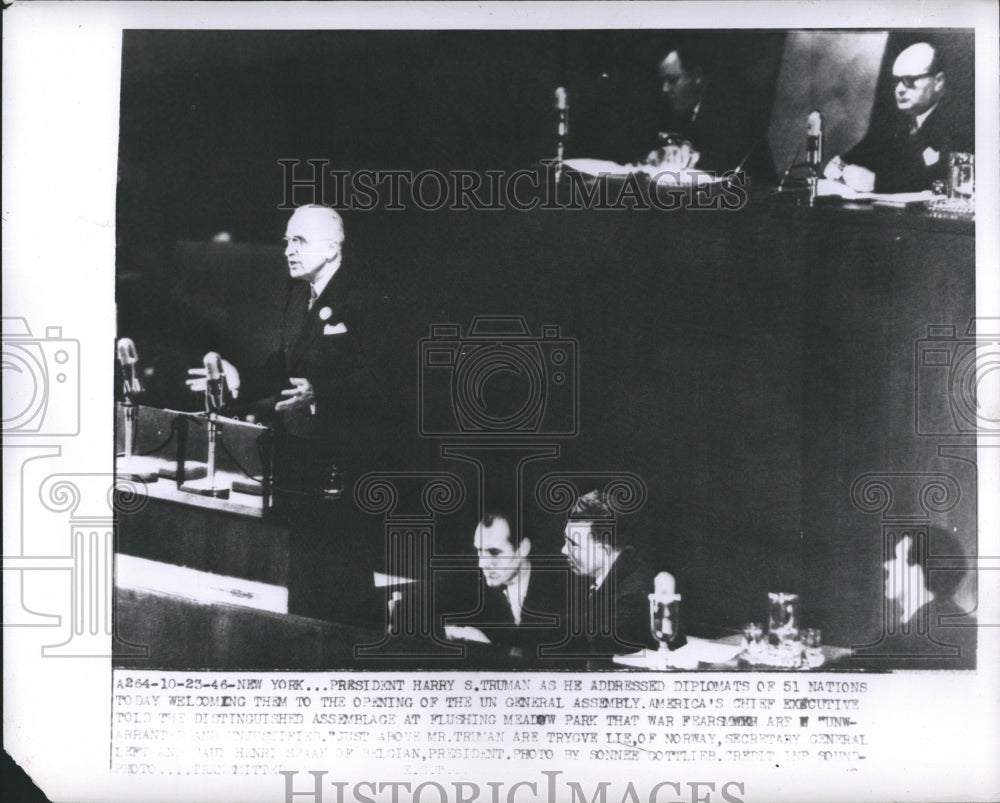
[
  {"left": 3, "top": 3, "right": 998, "bottom": 802},
  {"left": 110, "top": 24, "right": 983, "bottom": 672}
]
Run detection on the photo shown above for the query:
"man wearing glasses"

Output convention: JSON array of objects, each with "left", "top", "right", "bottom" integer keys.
[{"left": 824, "top": 41, "right": 972, "bottom": 193}]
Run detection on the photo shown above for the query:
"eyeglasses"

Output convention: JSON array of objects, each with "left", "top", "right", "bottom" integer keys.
[{"left": 894, "top": 72, "right": 935, "bottom": 90}]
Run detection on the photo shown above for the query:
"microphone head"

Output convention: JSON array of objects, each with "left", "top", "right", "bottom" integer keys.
[
  {"left": 807, "top": 110, "right": 822, "bottom": 136},
  {"left": 653, "top": 571, "right": 676, "bottom": 597},
  {"left": 117, "top": 337, "right": 138, "bottom": 366},
  {"left": 202, "top": 352, "right": 227, "bottom": 412},
  {"left": 203, "top": 351, "right": 223, "bottom": 380}
]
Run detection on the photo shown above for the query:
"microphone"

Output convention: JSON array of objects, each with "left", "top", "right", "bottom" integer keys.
[
  {"left": 649, "top": 570, "right": 686, "bottom": 658},
  {"left": 203, "top": 351, "right": 226, "bottom": 413},
  {"left": 777, "top": 147, "right": 802, "bottom": 193},
  {"left": 555, "top": 86, "right": 569, "bottom": 139},
  {"left": 806, "top": 110, "right": 823, "bottom": 170},
  {"left": 554, "top": 87, "right": 569, "bottom": 177},
  {"left": 117, "top": 337, "right": 143, "bottom": 401}
]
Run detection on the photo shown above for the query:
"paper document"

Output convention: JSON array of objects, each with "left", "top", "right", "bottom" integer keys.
[{"left": 816, "top": 177, "right": 937, "bottom": 205}]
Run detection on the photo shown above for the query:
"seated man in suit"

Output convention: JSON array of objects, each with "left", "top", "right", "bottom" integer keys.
[
  {"left": 825, "top": 42, "right": 973, "bottom": 193},
  {"left": 870, "top": 527, "right": 976, "bottom": 669},
  {"left": 442, "top": 505, "right": 565, "bottom": 664},
  {"left": 643, "top": 40, "right": 774, "bottom": 183},
  {"left": 560, "top": 490, "right": 660, "bottom": 662}
]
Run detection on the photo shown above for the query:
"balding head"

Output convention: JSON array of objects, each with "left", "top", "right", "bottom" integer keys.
[
  {"left": 892, "top": 42, "right": 946, "bottom": 117},
  {"left": 283, "top": 205, "right": 345, "bottom": 284},
  {"left": 288, "top": 205, "right": 344, "bottom": 244}
]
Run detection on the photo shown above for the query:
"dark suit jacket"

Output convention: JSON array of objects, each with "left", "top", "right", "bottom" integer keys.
[
  {"left": 852, "top": 597, "right": 977, "bottom": 670},
  {"left": 842, "top": 98, "right": 974, "bottom": 193},
  {"left": 653, "top": 83, "right": 776, "bottom": 184},
  {"left": 239, "top": 268, "right": 381, "bottom": 492},
  {"left": 564, "top": 548, "right": 661, "bottom": 662},
  {"left": 442, "top": 554, "right": 569, "bottom": 666}
]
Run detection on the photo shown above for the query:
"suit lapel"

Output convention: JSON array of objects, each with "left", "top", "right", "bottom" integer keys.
[
  {"left": 486, "top": 585, "right": 516, "bottom": 626},
  {"left": 287, "top": 280, "right": 342, "bottom": 370}
]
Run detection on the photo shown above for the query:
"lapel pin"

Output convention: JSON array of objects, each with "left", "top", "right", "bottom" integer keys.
[{"left": 318, "top": 306, "right": 332, "bottom": 321}]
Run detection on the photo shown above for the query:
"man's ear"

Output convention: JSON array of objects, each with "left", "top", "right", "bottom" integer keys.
[{"left": 517, "top": 537, "right": 532, "bottom": 558}]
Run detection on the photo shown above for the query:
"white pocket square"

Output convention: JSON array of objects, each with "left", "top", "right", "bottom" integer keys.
[{"left": 323, "top": 322, "right": 348, "bottom": 335}]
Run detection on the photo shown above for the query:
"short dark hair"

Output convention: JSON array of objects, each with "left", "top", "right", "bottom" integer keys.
[
  {"left": 479, "top": 506, "right": 525, "bottom": 547},
  {"left": 567, "top": 490, "right": 619, "bottom": 550},
  {"left": 894, "top": 526, "right": 968, "bottom": 599},
  {"left": 662, "top": 35, "right": 719, "bottom": 77}
]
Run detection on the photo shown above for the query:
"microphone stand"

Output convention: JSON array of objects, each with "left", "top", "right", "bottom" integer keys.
[
  {"left": 182, "top": 378, "right": 231, "bottom": 499},
  {"left": 777, "top": 112, "right": 824, "bottom": 206},
  {"left": 803, "top": 111, "right": 823, "bottom": 206},
  {"left": 116, "top": 361, "right": 160, "bottom": 483},
  {"left": 553, "top": 87, "right": 569, "bottom": 182}
]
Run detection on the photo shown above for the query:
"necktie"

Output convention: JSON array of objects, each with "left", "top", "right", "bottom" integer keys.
[
  {"left": 498, "top": 585, "right": 516, "bottom": 625},
  {"left": 308, "top": 285, "right": 318, "bottom": 310}
]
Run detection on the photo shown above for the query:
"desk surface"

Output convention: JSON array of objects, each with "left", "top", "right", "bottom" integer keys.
[
  {"left": 121, "top": 469, "right": 268, "bottom": 517},
  {"left": 613, "top": 634, "right": 851, "bottom": 672}
]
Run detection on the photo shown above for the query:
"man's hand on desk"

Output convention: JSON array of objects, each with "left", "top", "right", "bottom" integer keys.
[
  {"left": 185, "top": 358, "right": 241, "bottom": 397},
  {"left": 642, "top": 142, "right": 701, "bottom": 171},
  {"left": 823, "top": 156, "right": 876, "bottom": 193},
  {"left": 275, "top": 377, "right": 316, "bottom": 412},
  {"left": 443, "top": 625, "right": 492, "bottom": 644}
]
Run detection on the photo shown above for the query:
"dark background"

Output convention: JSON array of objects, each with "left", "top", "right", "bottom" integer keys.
[
  {"left": 115, "top": 29, "right": 977, "bottom": 651},
  {"left": 116, "top": 29, "right": 790, "bottom": 250}
]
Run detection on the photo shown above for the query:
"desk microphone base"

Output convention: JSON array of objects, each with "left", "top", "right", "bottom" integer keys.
[
  {"left": 179, "top": 477, "right": 231, "bottom": 499},
  {"left": 231, "top": 477, "right": 265, "bottom": 496},
  {"left": 158, "top": 462, "right": 208, "bottom": 481},
  {"left": 115, "top": 455, "right": 163, "bottom": 483}
]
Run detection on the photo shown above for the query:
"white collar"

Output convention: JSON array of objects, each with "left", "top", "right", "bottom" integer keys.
[
  {"left": 912, "top": 103, "right": 938, "bottom": 132},
  {"left": 502, "top": 563, "right": 532, "bottom": 625},
  {"left": 310, "top": 261, "right": 340, "bottom": 302}
]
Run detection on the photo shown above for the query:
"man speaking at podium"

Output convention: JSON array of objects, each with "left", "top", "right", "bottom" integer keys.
[
  {"left": 253, "top": 204, "right": 367, "bottom": 495},
  {"left": 190, "top": 204, "right": 371, "bottom": 495},
  {"left": 189, "top": 204, "right": 382, "bottom": 622}
]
